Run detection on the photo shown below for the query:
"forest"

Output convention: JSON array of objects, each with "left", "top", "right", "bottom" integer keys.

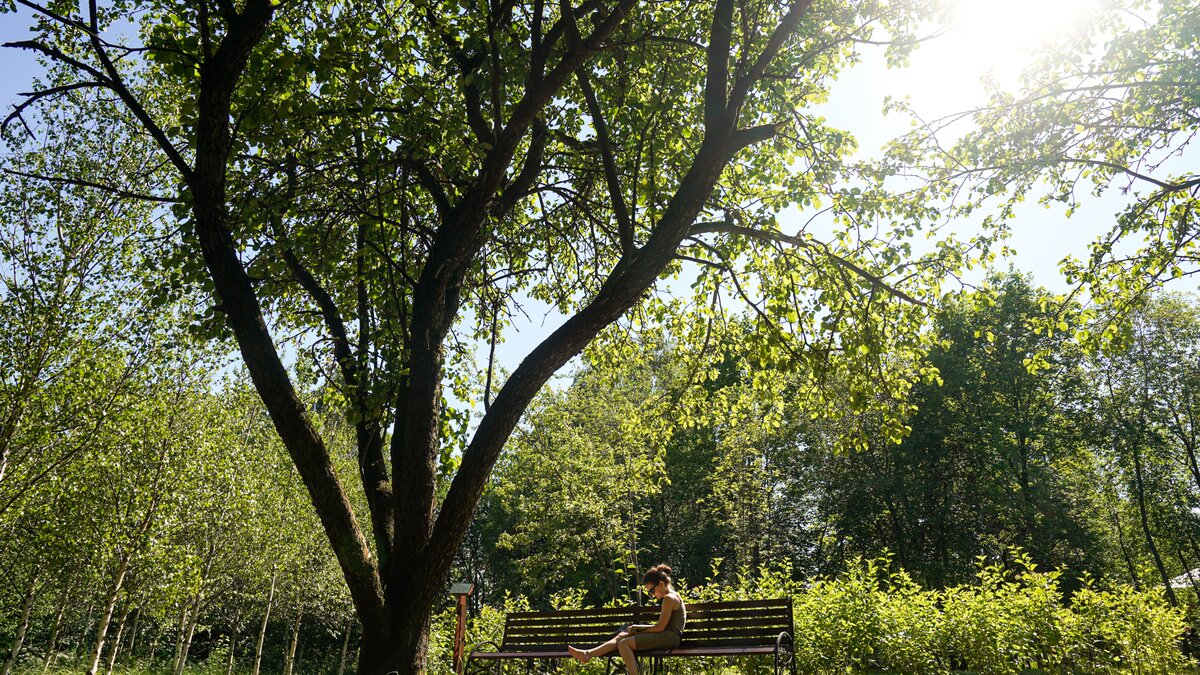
[{"left": 1, "top": 0, "right": 1199, "bottom": 672}]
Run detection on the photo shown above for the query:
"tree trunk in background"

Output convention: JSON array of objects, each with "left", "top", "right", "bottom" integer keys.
[
  {"left": 338, "top": 621, "right": 354, "bottom": 674},
  {"left": 226, "top": 628, "right": 238, "bottom": 675},
  {"left": 43, "top": 587, "right": 70, "bottom": 673},
  {"left": 225, "top": 605, "right": 241, "bottom": 672},
  {"left": 252, "top": 570, "right": 276, "bottom": 675},
  {"left": 1131, "top": 441, "right": 1178, "bottom": 606},
  {"left": 106, "top": 606, "right": 132, "bottom": 674},
  {"left": 126, "top": 606, "right": 141, "bottom": 663},
  {"left": 171, "top": 601, "right": 188, "bottom": 675},
  {"left": 0, "top": 574, "right": 38, "bottom": 675},
  {"left": 283, "top": 612, "right": 303, "bottom": 675},
  {"left": 78, "top": 603, "right": 95, "bottom": 659},
  {"left": 174, "top": 591, "right": 204, "bottom": 675},
  {"left": 1111, "top": 501, "right": 1140, "bottom": 589},
  {"left": 85, "top": 553, "right": 131, "bottom": 675}
]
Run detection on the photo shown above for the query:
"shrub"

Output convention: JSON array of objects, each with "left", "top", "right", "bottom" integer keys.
[
  {"left": 940, "top": 554, "right": 1064, "bottom": 674},
  {"left": 444, "top": 553, "right": 1190, "bottom": 675},
  {"left": 1053, "top": 580, "right": 1189, "bottom": 674}
]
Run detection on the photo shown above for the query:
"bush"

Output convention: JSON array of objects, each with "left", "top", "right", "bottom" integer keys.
[{"left": 443, "top": 554, "right": 1190, "bottom": 675}]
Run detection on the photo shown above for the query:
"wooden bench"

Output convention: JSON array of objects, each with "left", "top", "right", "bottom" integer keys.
[{"left": 467, "top": 598, "right": 796, "bottom": 675}]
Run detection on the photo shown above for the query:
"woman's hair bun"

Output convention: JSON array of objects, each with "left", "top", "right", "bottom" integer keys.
[{"left": 643, "top": 564, "right": 674, "bottom": 585}]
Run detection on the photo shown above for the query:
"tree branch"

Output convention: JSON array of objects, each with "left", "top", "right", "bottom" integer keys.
[
  {"left": 687, "top": 222, "right": 928, "bottom": 306},
  {"left": 727, "top": 0, "right": 816, "bottom": 117},
  {"left": 2, "top": 167, "right": 178, "bottom": 203},
  {"left": 705, "top": 0, "right": 734, "bottom": 131},
  {"left": 575, "top": 68, "right": 633, "bottom": 253}
]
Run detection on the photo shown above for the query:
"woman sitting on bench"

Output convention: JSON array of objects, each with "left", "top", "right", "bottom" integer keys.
[{"left": 568, "top": 564, "right": 686, "bottom": 675}]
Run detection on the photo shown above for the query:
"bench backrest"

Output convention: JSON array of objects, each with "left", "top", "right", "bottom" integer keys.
[{"left": 499, "top": 598, "right": 794, "bottom": 652}]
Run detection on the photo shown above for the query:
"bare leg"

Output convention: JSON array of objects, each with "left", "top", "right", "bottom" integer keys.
[
  {"left": 569, "top": 632, "right": 627, "bottom": 664},
  {"left": 617, "top": 636, "right": 639, "bottom": 675}
]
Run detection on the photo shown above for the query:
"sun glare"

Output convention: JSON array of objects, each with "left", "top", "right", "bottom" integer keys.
[{"left": 892, "top": 0, "right": 1101, "bottom": 115}]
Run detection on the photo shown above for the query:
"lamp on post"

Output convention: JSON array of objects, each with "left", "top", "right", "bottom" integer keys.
[{"left": 450, "top": 582, "right": 475, "bottom": 675}]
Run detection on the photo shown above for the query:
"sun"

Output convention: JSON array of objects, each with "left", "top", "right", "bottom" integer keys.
[
  {"left": 890, "top": 0, "right": 1102, "bottom": 115},
  {"left": 951, "top": 0, "right": 1100, "bottom": 53}
]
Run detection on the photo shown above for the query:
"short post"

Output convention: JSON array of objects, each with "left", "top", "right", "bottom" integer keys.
[{"left": 450, "top": 582, "right": 474, "bottom": 675}]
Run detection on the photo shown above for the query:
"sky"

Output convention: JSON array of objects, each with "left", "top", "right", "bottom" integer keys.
[{"left": 0, "top": 0, "right": 1192, "bottom": 377}]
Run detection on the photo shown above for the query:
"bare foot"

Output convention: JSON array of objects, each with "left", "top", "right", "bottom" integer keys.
[{"left": 567, "top": 646, "right": 590, "bottom": 664}]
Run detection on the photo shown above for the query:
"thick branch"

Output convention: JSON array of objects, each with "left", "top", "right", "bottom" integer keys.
[
  {"left": 704, "top": 0, "right": 733, "bottom": 130},
  {"left": 575, "top": 69, "right": 633, "bottom": 252},
  {"left": 687, "top": 222, "right": 928, "bottom": 306},
  {"left": 84, "top": 0, "right": 194, "bottom": 179},
  {"left": 727, "top": 0, "right": 815, "bottom": 117},
  {"left": 422, "top": 129, "right": 746, "bottom": 610},
  {"left": 387, "top": 0, "right": 641, "bottom": 581},
  {"left": 183, "top": 0, "right": 386, "bottom": 628}
]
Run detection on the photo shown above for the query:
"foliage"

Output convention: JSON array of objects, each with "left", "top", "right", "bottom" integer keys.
[{"left": 886, "top": 0, "right": 1200, "bottom": 341}]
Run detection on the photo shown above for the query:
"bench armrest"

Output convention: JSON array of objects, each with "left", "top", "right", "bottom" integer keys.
[{"left": 468, "top": 640, "right": 502, "bottom": 659}]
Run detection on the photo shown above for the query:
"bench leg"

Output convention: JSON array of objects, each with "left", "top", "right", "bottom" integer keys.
[{"left": 774, "top": 632, "right": 795, "bottom": 675}]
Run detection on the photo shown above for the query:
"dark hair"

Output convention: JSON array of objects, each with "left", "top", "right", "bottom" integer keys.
[{"left": 643, "top": 564, "right": 674, "bottom": 587}]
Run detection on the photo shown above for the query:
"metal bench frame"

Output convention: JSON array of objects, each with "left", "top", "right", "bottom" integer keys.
[{"left": 467, "top": 599, "right": 796, "bottom": 675}]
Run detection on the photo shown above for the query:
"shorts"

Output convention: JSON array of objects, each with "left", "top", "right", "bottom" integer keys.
[{"left": 631, "top": 630, "right": 681, "bottom": 650}]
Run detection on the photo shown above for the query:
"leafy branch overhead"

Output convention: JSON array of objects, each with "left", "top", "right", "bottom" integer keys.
[{"left": 881, "top": 0, "right": 1200, "bottom": 342}]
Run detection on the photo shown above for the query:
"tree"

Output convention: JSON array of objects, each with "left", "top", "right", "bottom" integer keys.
[
  {"left": 0, "top": 104, "right": 164, "bottom": 515},
  {"left": 887, "top": 0, "right": 1200, "bottom": 329},
  {"left": 470, "top": 357, "right": 670, "bottom": 604},
  {"left": 1087, "top": 293, "right": 1200, "bottom": 604},
  {"left": 3, "top": 0, "right": 967, "bottom": 671}
]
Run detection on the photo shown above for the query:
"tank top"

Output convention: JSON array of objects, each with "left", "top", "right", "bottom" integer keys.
[{"left": 666, "top": 596, "right": 686, "bottom": 634}]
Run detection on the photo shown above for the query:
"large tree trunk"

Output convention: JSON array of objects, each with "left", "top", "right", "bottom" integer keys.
[
  {"left": 42, "top": 587, "right": 70, "bottom": 673},
  {"left": 0, "top": 574, "right": 38, "bottom": 675},
  {"left": 85, "top": 554, "right": 131, "bottom": 675},
  {"left": 105, "top": 606, "right": 132, "bottom": 675},
  {"left": 356, "top": 609, "right": 431, "bottom": 675},
  {"left": 252, "top": 571, "right": 276, "bottom": 675}
]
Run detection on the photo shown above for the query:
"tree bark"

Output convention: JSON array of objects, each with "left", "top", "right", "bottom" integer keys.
[
  {"left": 1131, "top": 440, "right": 1178, "bottom": 605},
  {"left": 85, "top": 553, "right": 131, "bottom": 675},
  {"left": 171, "top": 600, "right": 189, "bottom": 674},
  {"left": 42, "top": 586, "right": 70, "bottom": 673},
  {"left": 338, "top": 621, "right": 354, "bottom": 675},
  {"left": 283, "top": 611, "right": 303, "bottom": 675},
  {"left": 225, "top": 606, "right": 241, "bottom": 675},
  {"left": 126, "top": 606, "right": 141, "bottom": 663},
  {"left": 226, "top": 629, "right": 238, "bottom": 675},
  {"left": 173, "top": 590, "right": 204, "bottom": 675},
  {"left": 0, "top": 573, "right": 38, "bottom": 675},
  {"left": 105, "top": 606, "right": 132, "bottom": 675},
  {"left": 252, "top": 570, "right": 276, "bottom": 675}
]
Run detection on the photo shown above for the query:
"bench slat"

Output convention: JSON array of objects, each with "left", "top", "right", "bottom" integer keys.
[
  {"left": 480, "top": 598, "right": 796, "bottom": 665},
  {"left": 472, "top": 646, "right": 781, "bottom": 659},
  {"left": 503, "top": 599, "right": 787, "bottom": 620},
  {"left": 504, "top": 621, "right": 789, "bottom": 639}
]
